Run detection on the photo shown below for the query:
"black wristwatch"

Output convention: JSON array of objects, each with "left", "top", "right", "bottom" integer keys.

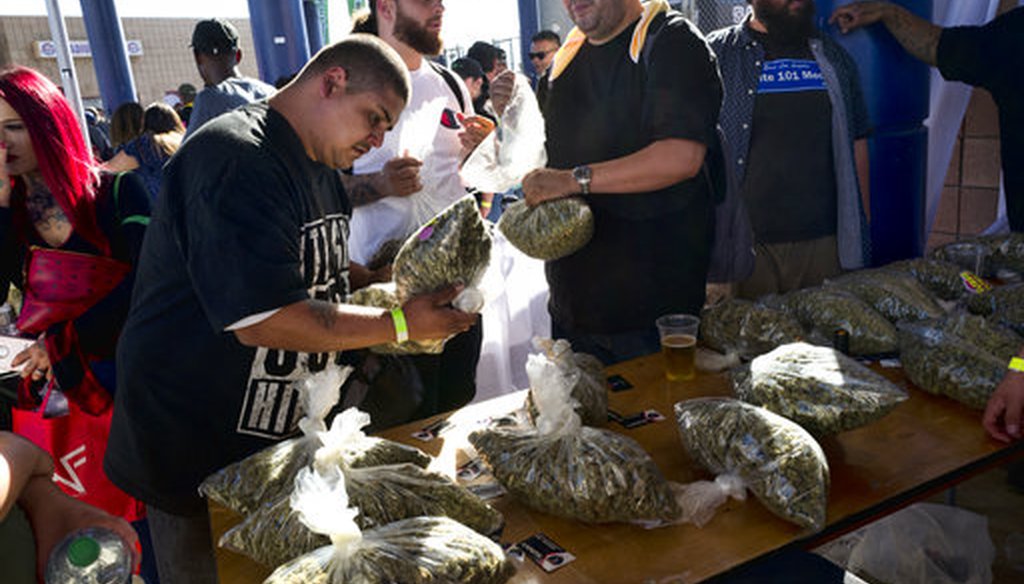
[{"left": 572, "top": 164, "right": 592, "bottom": 195}]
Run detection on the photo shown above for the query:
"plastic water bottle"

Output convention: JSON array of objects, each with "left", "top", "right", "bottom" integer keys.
[{"left": 45, "top": 527, "right": 133, "bottom": 584}]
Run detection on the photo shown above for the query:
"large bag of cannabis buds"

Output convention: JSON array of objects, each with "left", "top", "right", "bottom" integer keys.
[
  {"left": 497, "top": 197, "right": 594, "bottom": 261},
  {"left": 263, "top": 467, "right": 515, "bottom": 584},
  {"left": 524, "top": 337, "right": 607, "bottom": 427},
  {"left": 393, "top": 195, "right": 492, "bottom": 303},
  {"left": 827, "top": 269, "right": 944, "bottom": 323},
  {"left": 220, "top": 461, "right": 504, "bottom": 567},
  {"left": 898, "top": 322, "right": 1005, "bottom": 410},
  {"left": 675, "top": 397, "right": 830, "bottom": 530},
  {"left": 470, "top": 353, "right": 680, "bottom": 524},
  {"left": 772, "top": 287, "right": 898, "bottom": 356},
  {"left": 732, "top": 343, "right": 907, "bottom": 436},
  {"left": 200, "top": 398, "right": 430, "bottom": 514},
  {"left": 700, "top": 299, "right": 803, "bottom": 360},
  {"left": 884, "top": 258, "right": 981, "bottom": 301}
]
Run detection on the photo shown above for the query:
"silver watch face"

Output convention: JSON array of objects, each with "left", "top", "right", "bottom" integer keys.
[{"left": 573, "top": 165, "right": 591, "bottom": 184}]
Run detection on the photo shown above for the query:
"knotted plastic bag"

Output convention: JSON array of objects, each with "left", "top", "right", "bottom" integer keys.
[
  {"left": 263, "top": 467, "right": 515, "bottom": 584},
  {"left": 469, "top": 353, "right": 680, "bottom": 524},
  {"left": 461, "top": 72, "right": 547, "bottom": 194},
  {"left": 200, "top": 393, "right": 429, "bottom": 514},
  {"left": 524, "top": 337, "right": 607, "bottom": 426},
  {"left": 732, "top": 343, "right": 907, "bottom": 436},
  {"left": 199, "top": 367, "right": 350, "bottom": 514},
  {"left": 675, "top": 397, "right": 829, "bottom": 530},
  {"left": 497, "top": 198, "right": 593, "bottom": 261},
  {"left": 220, "top": 461, "right": 504, "bottom": 567}
]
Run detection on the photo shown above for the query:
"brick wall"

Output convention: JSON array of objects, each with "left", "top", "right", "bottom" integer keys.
[{"left": 0, "top": 16, "right": 260, "bottom": 112}]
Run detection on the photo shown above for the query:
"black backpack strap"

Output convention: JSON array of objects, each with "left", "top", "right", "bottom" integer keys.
[{"left": 430, "top": 61, "right": 466, "bottom": 113}]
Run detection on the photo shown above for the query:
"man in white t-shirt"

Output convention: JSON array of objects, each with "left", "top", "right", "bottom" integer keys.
[{"left": 345, "top": 0, "right": 492, "bottom": 419}]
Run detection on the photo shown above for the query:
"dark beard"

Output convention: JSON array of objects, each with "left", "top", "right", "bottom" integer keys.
[
  {"left": 394, "top": 6, "right": 442, "bottom": 56},
  {"left": 754, "top": 1, "right": 816, "bottom": 45}
]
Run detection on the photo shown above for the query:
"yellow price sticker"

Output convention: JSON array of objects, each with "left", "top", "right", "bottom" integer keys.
[{"left": 960, "top": 271, "right": 992, "bottom": 294}]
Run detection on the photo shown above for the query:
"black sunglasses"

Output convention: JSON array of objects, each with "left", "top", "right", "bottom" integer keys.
[{"left": 528, "top": 49, "right": 553, "bottom": 60}]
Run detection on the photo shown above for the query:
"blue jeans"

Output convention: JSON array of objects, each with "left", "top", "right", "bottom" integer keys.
[{"left": 551, "top": 322, "right": 660, "bottom": 366}]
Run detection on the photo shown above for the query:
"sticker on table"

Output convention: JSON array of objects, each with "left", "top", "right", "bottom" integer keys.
[
  {"left": 516, "top": 533, "right": 576, "bottom": 573},
  {"left": 607, "top": 374, "right": 634, "bottom": 392},
  {"left": 411, "top": 418, "right": 451, "bottom": 442},
  {"left": 609, "top": 409, "right": 665, "bottom": 429},
  {"left": 457, "top": 458, "right": 486, "bottom": 481}
]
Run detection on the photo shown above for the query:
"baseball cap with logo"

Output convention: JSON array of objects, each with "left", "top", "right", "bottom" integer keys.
[{"left": 190, "top": 18, "right": 239, "bottom": 56}]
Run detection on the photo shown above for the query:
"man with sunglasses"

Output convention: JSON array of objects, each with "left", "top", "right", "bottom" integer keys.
[
  {"left": 529, "top": 30, "right": 561, "bottom": 106},
  {"left": 346, "top": 0, "right": 492, "bottom": 420},
  {"left": 522, "top": 0, "right": 723, "bottom": 365}
]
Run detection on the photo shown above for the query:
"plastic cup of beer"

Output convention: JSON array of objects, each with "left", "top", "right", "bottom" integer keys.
[{"left": 656, "top": 314, "right": 699, "bottom": 381}]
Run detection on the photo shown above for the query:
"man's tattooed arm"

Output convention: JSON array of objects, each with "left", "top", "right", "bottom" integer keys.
[{"left": 340, "top": 171, "right": 388, "bottom": 208}]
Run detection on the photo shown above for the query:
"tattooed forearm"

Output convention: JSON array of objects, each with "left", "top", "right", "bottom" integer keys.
[
  {"left": 340, "top": 172, "right": 386, "bottom": 208},
  {"left": 883, "top": 5, "right": 941, "bottom": 66},
  {"left": 310, "top": 301, "right": 339, "bottom": 332}
]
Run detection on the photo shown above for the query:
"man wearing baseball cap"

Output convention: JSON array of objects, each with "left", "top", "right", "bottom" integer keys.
[{"left": 185, "top": 18, "right": 276, "bottom": 136}]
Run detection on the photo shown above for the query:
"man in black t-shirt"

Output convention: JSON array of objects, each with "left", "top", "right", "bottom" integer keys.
[
  {"left": 522, "top": 0, "right": 723, "bottom": 365},
  {"left": 710, "top": 0, "right": 872, "bottom": 301},
  {"left": 104, "top": 36, "right": 477, "bottom": 583},
  {"left": 832, "top": 2, "right": 1024, "bottom": 232}
]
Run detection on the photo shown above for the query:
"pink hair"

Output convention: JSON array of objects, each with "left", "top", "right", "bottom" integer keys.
[{"left": 0, "top": 66, "right": 109, "bottom": 255}]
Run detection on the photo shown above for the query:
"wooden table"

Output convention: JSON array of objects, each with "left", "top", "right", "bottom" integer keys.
[{"left": 211, "top": 353, "right": 1024, "bottom": 584}]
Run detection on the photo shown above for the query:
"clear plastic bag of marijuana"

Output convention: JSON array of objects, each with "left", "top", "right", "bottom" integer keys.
[
  {"left": 497, "top": 197, "right": 594, "bottom": 261},
  {"left": 524, "top": 337, "right": 607, "bottom": 427},
  {"left": 898, "top": 322, "right": 1005, "bottom": 410},
  {"left": 393, "top": 195, "right": 492, "bottom": 304},
  {"left": 219, "top": 461, "right": 504, "bottom": 567},
  {"left": 884, "top": 258, "right": 977, "bottom": 301},
  {"left": 930, "top": 239, "right": 998, "bottom": 277},
  {"left": 967, "top": 283, "right": 1024, "bottom": 316},
  {"left": 935, "top": 311, "right": 1023, "bottom": 362},
  {"left": 469, "top": 353, "right": 679, "bottom": 524},
  {"left": 827, "top": 269, "right": 944, "bottom": 323},
  {"left": 731, "top": 342, "right": 907, "bottom": 436},
  {"left": 700, "top": 299, "right": 804, "bottom": 360},
  {"left": 674, "top": 397, "right": 829, "bottom": 530},
  {"left": 461, "top": 72, "right": 547, "bottom": 194},
  {"left": 263, "top": 467, "right": 515, "bottom": 584},
  {"left": 200, "top": 397, "right": 430, "bottom": 514},
  {"left": 773, "top": 287, "right": 898, "bottom": 356},
  {"left": 931, "top": 234, "right": 1024, "bottom": 278},
  {"left": 199, "top": 367, "right": 349, "bottom": 514}
]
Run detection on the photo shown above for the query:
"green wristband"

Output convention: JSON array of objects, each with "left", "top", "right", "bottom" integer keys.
[{"left": 390, "top": 308, "right": 409, "bottom": 343}]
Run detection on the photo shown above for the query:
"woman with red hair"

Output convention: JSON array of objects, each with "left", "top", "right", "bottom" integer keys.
[{"left": 0, "top": 65, "right": 154, "bottom": 581}]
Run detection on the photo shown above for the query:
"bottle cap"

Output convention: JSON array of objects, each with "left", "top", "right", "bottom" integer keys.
[{"left": 67, "top": 536, "right": 101, "bottom": 568}]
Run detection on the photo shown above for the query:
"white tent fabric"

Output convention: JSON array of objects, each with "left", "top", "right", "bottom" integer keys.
[{"left": 924, "top": 0, "right": 1003, "bottom": 236}]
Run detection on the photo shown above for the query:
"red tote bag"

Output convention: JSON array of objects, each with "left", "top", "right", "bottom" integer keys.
[{"left": 12, "top": 383, "right": 145, "bottom": 523}]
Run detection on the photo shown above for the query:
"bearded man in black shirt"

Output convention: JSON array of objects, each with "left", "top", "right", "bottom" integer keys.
[{"left": 522, "top": 0, "right": 723, "bottom": 365}]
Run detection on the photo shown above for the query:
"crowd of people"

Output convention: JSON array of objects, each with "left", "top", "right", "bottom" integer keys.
[{"left": 0, "top": 1, "right": 1021, "bottom": 583}]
